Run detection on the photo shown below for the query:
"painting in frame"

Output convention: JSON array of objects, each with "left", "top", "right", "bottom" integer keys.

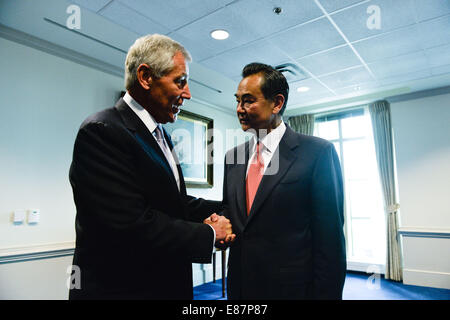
[{"left": 164, "top": 110, "right": 213, "bottom": 188}]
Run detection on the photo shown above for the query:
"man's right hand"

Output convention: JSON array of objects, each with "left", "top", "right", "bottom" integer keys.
[{"left": 204, "top": 213, "right": 236, "bottom": 243}]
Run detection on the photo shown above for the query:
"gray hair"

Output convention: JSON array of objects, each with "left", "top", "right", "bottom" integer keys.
[{"left": 124, "top": 34, "right": 192, "bottom": 90}]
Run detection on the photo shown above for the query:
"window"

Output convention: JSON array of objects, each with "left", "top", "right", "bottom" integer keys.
[{"left": 314, "top": 107, "right": 386, "bottom": 270}]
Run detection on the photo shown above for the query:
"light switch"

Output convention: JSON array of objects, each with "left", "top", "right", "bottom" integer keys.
[
  {"left": 13, "top": 210, "right": 26, "bottom": 224},
  {"left": 28, "top": 209, "right": 40, "bottom": 224}
]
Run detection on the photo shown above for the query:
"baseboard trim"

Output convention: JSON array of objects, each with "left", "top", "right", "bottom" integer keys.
[
  {"left": 403, "top": 268, "right": 450, "bottom": 290},
  {"left": 0, "top": 242, "right": 75, "bottom": 264},
  {"left": 347, "top": 261, "right": 385, "bottom": 275},
  {"left": 398, "top": 227, "right": 450, "bottom": 239}
]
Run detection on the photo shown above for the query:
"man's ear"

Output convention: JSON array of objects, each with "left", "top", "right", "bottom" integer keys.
[
  {"left": 272, "top": 94, "right": 285, "bottom": 115},
  {"left": 136, "top": 64, "right": 152, "bottom": 90}
]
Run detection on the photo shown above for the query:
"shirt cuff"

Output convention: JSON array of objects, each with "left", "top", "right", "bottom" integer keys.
[{"left": 207, "top": 224, "right": 216, "bottom": 253}]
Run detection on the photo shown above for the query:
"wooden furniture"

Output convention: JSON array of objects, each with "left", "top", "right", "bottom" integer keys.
[{"left": 212, "top": 247, "right": 227, "bottom": 298}]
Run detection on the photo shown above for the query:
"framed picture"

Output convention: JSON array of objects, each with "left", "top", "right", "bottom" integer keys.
[{"left": 164, "top": 110, "right": 213, "bottom": 188}]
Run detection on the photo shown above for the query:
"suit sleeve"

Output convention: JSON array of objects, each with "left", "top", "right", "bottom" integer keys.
[
  {"left": 70, "top": 122, "right": 214, "bottom": 263},
  {"left": 184, "top": 196, "right": 223, "bottom": 223},
  {"left": 212, "top": 157, "right": 232, "bottom": 251},
  {"left": 310, "top": 143, "right": 347, "bottom": 299}
]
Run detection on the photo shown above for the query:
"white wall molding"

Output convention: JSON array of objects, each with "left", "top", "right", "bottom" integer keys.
[
  {"left": 403, "top": 268, "right": 450, "bottom": 290},
  {"left": 347, "top": 261, "right": 385, "bottom": 274},
  {"left": 398, "top": 227, "right": 450, "bottom": 239},
  {"left": 0, "top": 24, "right": 124, "bottom": 78},
  {"left": 0, "top": 242, "right": 75, "bottom": 264}
]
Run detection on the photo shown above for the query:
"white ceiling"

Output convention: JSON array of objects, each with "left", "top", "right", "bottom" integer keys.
[{"left": 2, "top": 0, "right": 450, "bottom": 115}]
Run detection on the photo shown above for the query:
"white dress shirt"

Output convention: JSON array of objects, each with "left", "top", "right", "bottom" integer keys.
[{"left": 246, "top": 121, "right": 286, "bottom": 177}]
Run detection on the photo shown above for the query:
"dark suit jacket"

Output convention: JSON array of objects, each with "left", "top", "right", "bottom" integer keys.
[
  {"left": 223, "top": 124, "right": 346, "bottom": 300},
  {"left": 69, "top": 98, "right": 221, "bottom": 299}
]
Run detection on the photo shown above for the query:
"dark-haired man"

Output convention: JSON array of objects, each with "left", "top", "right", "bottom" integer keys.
[{"left": 222, "top": 62, "right": 346, "bottom": 299}]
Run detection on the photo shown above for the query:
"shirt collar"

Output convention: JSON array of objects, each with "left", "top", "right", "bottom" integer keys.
[
  {"left": 123, "top": 91, "right": 158, "bottom": 134},
  {"left": 251, "top": 121, "right": 286, "bottom": 154}
]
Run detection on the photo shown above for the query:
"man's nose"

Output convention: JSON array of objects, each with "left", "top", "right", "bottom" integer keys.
[
  {"left": 237, "top": 101, "right": 245, "bottom": 113},
  {"left": 182, "top": 83, "right": 191, "bottom": 100}
]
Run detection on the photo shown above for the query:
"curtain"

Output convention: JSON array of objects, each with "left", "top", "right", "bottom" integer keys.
[
  {"left": 368, "top": 100, "right": 403, "bottom": 281},
  {"left": 288, "top": 114, "right": 315, "bottom": 135}
]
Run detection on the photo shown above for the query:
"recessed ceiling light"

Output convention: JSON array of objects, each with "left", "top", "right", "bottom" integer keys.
[
  {"left": 297, "top": 86, "right": 310, "bottom": 93},
  {"left": 210, "top": 29, "right": 229, "bottom": 40}
]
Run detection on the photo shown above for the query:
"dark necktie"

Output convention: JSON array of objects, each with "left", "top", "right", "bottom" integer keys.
[{"left": 154, "top": 125, "right": 180, "bottom": 190}]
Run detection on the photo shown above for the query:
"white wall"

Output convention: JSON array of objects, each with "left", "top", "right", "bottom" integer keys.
[
  {"left": 0, "top": 36, "right": 242, "bottom": 298},
  {"left": 0, "top": 255, "right": 73, "bottom": 300},
  {"left": 0, "top": 37, "right": 124, "bottom": 249},
  {"left": 390, "top": 92, "right": 450, "bottom": 289}
]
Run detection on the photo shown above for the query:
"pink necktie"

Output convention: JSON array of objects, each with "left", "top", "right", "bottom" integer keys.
[{"left": 246, "top": 142, "right": 264, "bottom": 215}]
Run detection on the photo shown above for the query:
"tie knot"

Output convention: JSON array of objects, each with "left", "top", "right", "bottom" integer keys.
[
  {"left": 255, "top": 142, "right": 263, "bottom": 165},
  {"left": 256, "top": 141, "right": 263, "bottom": 154}
]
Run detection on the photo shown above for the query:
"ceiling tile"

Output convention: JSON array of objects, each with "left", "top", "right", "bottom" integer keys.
[
  {"left": 100, "top": 1, "right": 169, "bottom": 36},
  {"left": 168, "top": 31, "right": 217, "bottom": 61},
  {"left": 318, "top": 66, "right": 374, "bottom": 89},
  {"left": 425, "top": 43, "right": 450, "bottom": 68},
  {"left": 118, "top": 0, "right": 235, "bottom": 30},
  {"left": 288, "top": 78, "right": 333, "bottom": 105},
  {"left": 377, "top": 69, "right": 432, "bottom": 86},
  {"left": 368, "top": 51, "right": 430, "bottom": 80},
  {"left": 287, "top": 90, "right": 336, "bottom": 108},
  {"left": 297, "top": 45, "right": 362, "bottom": 76},
  {"left": 417, "top": 15, "right": 450, "bottom": 49},
  {"left": 411, "top": 0, "right": 450, "bottom": 22},
  {"left": 318, "top": 0, "right": 367, "bottom": 13},
  {"left": 70, "top": 0, "right": 110, "bottom": 13},
  {"left": 227, "top": 0, "right": 323, "bottom": 39},
  {"left": 202, "top": 40, "right": 289, "bottom": 74},
  {"left": 352, "top": 25, "right": 423, "bottom": 63},
  {"left": 174, "top": 5, "right": 263, "bottom": 56},
  {"left": 331, "top": 0, "right": 416, "bottom": 42},
  {"left": 287, "top": 77, "right": 336, "bottom": 107},
  {"left": 334, "top": 81, "right": 380, "bottom": 96},
  {"left": 200, "top": 39, "right": 292, "bottom": 79},
  {"left": 268, "top": 17, "right": 346, "bottom": 59},
  {"left": 200, "top": 54, "right": 248, "bottom": 80}
]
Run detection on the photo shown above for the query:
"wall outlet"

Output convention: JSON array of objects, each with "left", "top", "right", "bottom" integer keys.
[
  {"left": 28, "top": 209, "right": 40, "bottom": 224},
  {"left": 13, "top": 210, "right": 26, "bottom": 224}
]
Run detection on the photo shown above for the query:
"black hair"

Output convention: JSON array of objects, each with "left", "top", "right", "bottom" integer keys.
[{"left": 242, "top": 62, "right": 289, "bottom": 115}]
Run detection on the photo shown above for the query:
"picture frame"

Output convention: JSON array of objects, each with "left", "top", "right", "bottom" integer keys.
[{"left": 164, "top": 110, "right": 214, "bottom": 188}]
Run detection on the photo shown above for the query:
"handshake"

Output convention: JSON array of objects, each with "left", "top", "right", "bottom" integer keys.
[{"left": 203, "top": 213, "right": 236, "bottom": 245}]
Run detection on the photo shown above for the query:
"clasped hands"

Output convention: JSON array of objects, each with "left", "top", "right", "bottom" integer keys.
[{"left": 203, "top": 213, "right": 236, "bottom": 245}]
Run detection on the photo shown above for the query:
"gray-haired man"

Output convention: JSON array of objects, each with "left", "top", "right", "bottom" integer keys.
[{"left": 69, "top": 34, "right": 234, "bottom": 300}]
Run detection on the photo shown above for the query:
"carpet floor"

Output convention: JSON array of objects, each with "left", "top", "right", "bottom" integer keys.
[{"left": 193, "top": 272, "right": 450, "bottom": 300}]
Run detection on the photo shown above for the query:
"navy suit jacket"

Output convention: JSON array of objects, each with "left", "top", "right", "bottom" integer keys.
[
  {"left": 69, "top": 98, "right": 221, "bottom": 299},
  {"left": 223, "top": 124, "right": 346, "bottom": 299}
]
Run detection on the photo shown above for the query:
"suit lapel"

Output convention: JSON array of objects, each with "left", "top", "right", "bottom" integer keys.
[
  {"left": 115, "top": 99, "right": 180, "bottom": 194},
  {"left": 234, "top": 141, "right": 250, "bottom": 222},
  {"left": 246, "top": 126, "right": 299, "bottom": 226}
]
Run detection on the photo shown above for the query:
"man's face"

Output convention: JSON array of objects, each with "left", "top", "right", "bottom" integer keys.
[
  {"left": 148, "top": 51, "right": 191, "bottom": 124},
  {"left": 235, "top": 73, "right": 276, "bottom": 133}
]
